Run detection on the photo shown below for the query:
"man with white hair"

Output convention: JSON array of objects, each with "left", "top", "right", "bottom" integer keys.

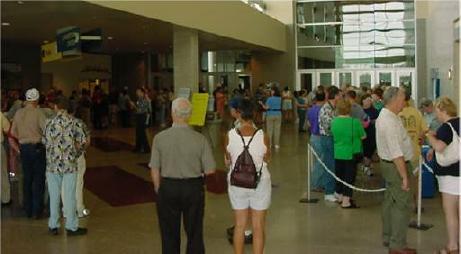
[
  {"left": 11, "top": 88, "right": 47, "bottom": 219},
  {"left": 376, "top": 87, "right": 416, "bottom": 254},
  {"left": 149, "top": 97, "right": 216, "bottom": 254}
]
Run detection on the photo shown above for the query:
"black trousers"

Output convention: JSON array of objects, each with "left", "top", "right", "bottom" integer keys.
[
  {"left": 119, "top": 110, "right": 130, "bottom": 128},
  {"left": 19, "top": 144, "right": 46, "bottom": 217},
  {"left": 335, "top": 159, "right": 357, "bottom": 198},
  {"left": 135, "top": 114, "right": 149, "bottom": 152},
  {"left": 157, "top": 177, "right": 205, "bottom": 254}
]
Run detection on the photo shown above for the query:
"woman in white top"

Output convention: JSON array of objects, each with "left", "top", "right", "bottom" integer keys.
[{"left": 224, "top": 98, "right": 271, "bottom": 254}]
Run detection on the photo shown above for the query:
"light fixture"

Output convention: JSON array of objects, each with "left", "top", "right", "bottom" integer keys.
[
  {"left": 2, "top": 22, "right": 10, "bottom": 26},
  {"left": 43, "top": 40, "right": 49, "bottom": 44},
  {"left": 143, "top": 42, "right": 148, "bottom": 45},
  {"left": 107, "top": 36, "right": 113, "bottom": 40},
  {"left": 17, "top": 1, "right": 24, "bottom": 4}
]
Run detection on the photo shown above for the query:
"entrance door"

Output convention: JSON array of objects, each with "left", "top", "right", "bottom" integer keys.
[
  {"left": 336, "top": 71, "right": 353, "bottom": 88},
  {"left": 356, "top": 71, "right": 375, "bottom": 88},
  {"left": 317, "top": 71, "right": 334, "bottom": 87},
  {"left": 299, "top": 72, "right": 314, "bottom": 92},
  {"left": 396, "top": 69, "right": 416, "bottom": 99},
  {"left": 376, "top": 70, "right": 393, "bottom": 87}
]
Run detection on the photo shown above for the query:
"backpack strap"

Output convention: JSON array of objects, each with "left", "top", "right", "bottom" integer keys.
[{"left": 236, "top": 128, "right": 261, "bottom": 149}]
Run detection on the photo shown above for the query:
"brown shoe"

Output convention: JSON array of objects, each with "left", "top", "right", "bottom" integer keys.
[{"left": 389, "top": 248, "right": 417, "bottom": 254}]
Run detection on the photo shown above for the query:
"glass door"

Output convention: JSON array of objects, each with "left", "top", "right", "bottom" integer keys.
[
  {"left": 355, "top": 71, "right": 375, "bottom": 88},
  {"left": 317, "top": 71, "right": 334, "bottom": 87},
  {"left": 376, "top": 70, "right": 393, "bottom": 87},
  {"left": 396, "top": 69, "right": 416, "bottom": 99},
  {"left": 299, "top": 72, "right": 315, "bottom": 92},
  {"left": 336, "top": 71, "right": 353, "bottom": 88}
]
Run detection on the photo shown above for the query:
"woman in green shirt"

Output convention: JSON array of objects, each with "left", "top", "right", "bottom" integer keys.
[{"left": 331, "top": 99, "right": 366, "bottom": 208}]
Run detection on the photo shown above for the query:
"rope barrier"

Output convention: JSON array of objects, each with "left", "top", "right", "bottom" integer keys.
[{"left": 308, "top": 145, "right": 386, "bottom": 193}]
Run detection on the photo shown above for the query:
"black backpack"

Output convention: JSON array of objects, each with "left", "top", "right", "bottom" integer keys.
[{"left": 230, "top": 128, "right": 262, "bottom": 189}]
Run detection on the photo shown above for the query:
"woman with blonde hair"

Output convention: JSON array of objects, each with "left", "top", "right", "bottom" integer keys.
[{"left": 426, "top": 97, "right": 460, "bottom": 254}]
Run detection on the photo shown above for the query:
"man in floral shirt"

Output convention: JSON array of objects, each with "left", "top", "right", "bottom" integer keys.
[
  {"left": 43, "top": 98, "right": 88, "bottom": 236},
  {"left": 318, "top": 86, "right": 342, "bottom": 202}
]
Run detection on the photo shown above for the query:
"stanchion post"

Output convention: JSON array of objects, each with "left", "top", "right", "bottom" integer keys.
[
  {"left": 300, "top": 144, "right": 319, "bottom": 204},
  {"left": 409, "top": 154, "right": 433, "bottom": 231}
]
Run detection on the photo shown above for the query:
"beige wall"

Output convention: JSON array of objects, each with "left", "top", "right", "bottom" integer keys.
[
  {"left": 418, "top": 0, "right": 460, "bottom": 102},
  {"left": 41, "top": 54, "right": 111, "bottom": 96},
  {"left": 87, "top": 1, "right": 287, "bottom": 52},
  {"left": 251, "top": 1, "right": 296, "bottom": 90}
]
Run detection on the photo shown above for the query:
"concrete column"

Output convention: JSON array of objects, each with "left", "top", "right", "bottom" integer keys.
[{"left": 173, "top": 25, "right": 199, "bottom": 94}]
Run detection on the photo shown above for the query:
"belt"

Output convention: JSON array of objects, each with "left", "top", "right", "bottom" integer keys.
[
  {"left": 268, "top": 109, "right": 281, "bottom": 111},
  {"left": 381, "top": 159, "right": 410, "bottom": 164},
  {"left": 162, "top": 176, "right": 203, "bottom": 182}
]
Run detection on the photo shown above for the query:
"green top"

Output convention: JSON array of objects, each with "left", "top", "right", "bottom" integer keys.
[{"left": 331, "top": 117, "right": 366, "bottom": 160}]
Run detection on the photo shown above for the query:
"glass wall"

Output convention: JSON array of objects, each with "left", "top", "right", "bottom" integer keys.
[{"left": 296, "top": 1, "right": 416, "bottom": 69}]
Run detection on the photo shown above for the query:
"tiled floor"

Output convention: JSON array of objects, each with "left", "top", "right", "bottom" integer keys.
[{"left": 1, "top": 123, "right": 448, "bottom": 254}]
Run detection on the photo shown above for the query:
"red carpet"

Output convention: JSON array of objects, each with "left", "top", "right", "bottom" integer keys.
[
  {"left": 137, "top": 163, "right": 228, "bottom": 195},
  {"left": 84, "top": 166, "right": 156, "bottom": 207},
  {"left": 91, "top": 137, "right": 135, "bottom": 152}
]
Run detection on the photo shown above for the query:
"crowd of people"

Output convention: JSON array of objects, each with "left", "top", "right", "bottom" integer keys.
[{"left": 1, "top": 82, "right": 459, "bottom": 254}]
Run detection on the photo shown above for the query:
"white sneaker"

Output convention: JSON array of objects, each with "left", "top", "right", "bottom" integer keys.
[
  {"left": 324, "top": 194, "right": 338, "bottom": 202},
  {"left": 334, "top": 192, "right": 343, "bottom": 202}
]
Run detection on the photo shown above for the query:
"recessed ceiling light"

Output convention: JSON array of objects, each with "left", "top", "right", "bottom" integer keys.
[
  {"left": 43, "top": 40, "right": 49, "bottom": 44},
  {"left": 143, "top": 42, "right": 148, "bottom": 45},
  {"left": 17, "top": 1, "right": 24, "bottom": 4},
  {"left": 107, "top": 36, "right": 113, "bottom": 40},
  {"left": 1, "top": 22, "right": 10, "bottom": 26}
]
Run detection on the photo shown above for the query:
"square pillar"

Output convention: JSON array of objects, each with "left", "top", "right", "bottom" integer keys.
[{"left": 173, "top": 26, "right": 199, "bottom": 94}]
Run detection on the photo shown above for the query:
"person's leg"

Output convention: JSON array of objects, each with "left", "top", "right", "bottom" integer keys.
[
  {"left": 32, "top": 146, "right": 46, "bottom": 217},
  {"left": 182, "top": 181, "right": 205, "bottom": 254},
  {"left": 273, "top": 115, "right": 282, "bottom": 147},
  {"left": 323, "top": 137, "right": 336, "bottom": 195},
  {"left": 135, "top": 114, "right": 142, "bottom": 151},
  {"left": 298, "top": 111, "right": 305, "bottom": 132},
  {"left": 266, "top": 116, "right": 274, "bottom": 147},
  {"left": 157, "top": 180, "right": 181, "bottom": 254},
  {"left": 140, "top": 115, "right": 150, "bottom": 152},
  {"left": 335, "top": 159, "right": 345, "bottom": 200},
  {"left": 20, "top": 145, "right": 33, "bottom": 217},
  {"left": 309, "top": 135, "right": 323, "bottom": 190},
  {"left": 76, "top": 155, "right": 86, "bottom": 216},
  {"left": 441, "top": 192, "right": 460, "bottom": 251},
  {"left": 388, "top": 164, "right": 411, "bottom": 250},
  {"left": 381, "top": 162, "right": 392, "bottom": 246},
  {"left": 251, "top": 209, "right": 266, "bottom": 254},
  {"left": 342, "top": 159, "right": 357, "bottom": 206},
  {"left": 46, "top": 172, "right": 62, "bottom": 230},
  {"left": 1, "top": 145, "right": 11, "bottom": 203},
  {"left": 233, "top": 209, "right": 249, "bottom": 254},
  {"left": 63, "top": 173, "right": 78, "bottom": 231}
]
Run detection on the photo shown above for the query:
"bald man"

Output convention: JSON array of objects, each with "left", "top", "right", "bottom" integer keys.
[{"left": 149, "top": 98, "right": 216, "bottom": 254}]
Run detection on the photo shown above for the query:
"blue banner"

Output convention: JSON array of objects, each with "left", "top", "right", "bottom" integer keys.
[{"left": 56, "top": 26, "right": 81, "bottom": 56}]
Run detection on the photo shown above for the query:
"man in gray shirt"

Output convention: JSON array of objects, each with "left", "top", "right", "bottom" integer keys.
[{"left": 149, "top": 97, "right": 216, "bottom": 254}]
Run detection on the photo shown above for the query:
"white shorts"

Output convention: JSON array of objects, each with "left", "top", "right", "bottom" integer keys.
[
  {"left": 437, "top": 175, "right": 460, "bottom": 195},
  {"left": 228, "top": 177, "right": 271, "bottom": 210}
]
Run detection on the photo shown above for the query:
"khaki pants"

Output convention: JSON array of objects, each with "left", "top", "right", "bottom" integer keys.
[
  {"left": 62, "top": 154, "right": 86, "bottom": 216},
  {"left": 1, "top": 145, "right": 10, "bottom": 203},
  {"left": 381, "top": 161, "right": 412, "bottom": 249},
  {"left": 266, "top": 115, "right": 281, "bottom": 146}
]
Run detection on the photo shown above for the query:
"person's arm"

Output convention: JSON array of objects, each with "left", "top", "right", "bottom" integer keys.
[
  {"left": 259, "top": 100, "right": 269, "bottom": 110},
  {"left": 150, "top": 168, "right": 161, "bottom": 193},
  {"left": 263, "top": 132, "right": 271, "bottom": 163},
  {"left": 149, "top": 137, "right": 162, "bottom": 192},
  {"left": 426, "top": 132, "right": 447, "bottom": 152},
  {"left": 223, "top": 132, "right": 231, "bottom": 168},
  {"left": 202, "top": 138, "right": 216, "bottom": 176},
  {"left": 1, "top": 113, "right": 11, "bottom": 134},
  {"left": 393, "top": 156, "right": 410, "bottom": 191}
]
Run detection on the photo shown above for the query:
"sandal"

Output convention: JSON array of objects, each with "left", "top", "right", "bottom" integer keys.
[{"left": 341, "top": 200, "right": 360, "bottom": 209}]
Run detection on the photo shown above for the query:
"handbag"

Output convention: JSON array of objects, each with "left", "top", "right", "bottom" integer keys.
[
  {"left": 230, "top": 129, "right": 262, "bottom": 189},
  {"left": 436, "top": 122, "right": 460, "bottom": 166}
]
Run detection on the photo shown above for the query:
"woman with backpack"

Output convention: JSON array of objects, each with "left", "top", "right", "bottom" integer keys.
[{"left": 224, "top": 98, "right": 271, "bottom": 254}]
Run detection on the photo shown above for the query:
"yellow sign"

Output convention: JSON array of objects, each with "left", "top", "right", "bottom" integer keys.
[
  {"left": 41, "top": 41, "right": 62, "bottom": 63},
  {"left": 188, "top": 93, "right": 209, "bottom": 126}
]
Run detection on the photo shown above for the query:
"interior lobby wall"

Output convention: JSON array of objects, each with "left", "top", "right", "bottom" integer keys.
[
  {"left": 420, "top": 0, "right": 460, "bottom": 102},
  {"left": 41, "top": 53, "right": 112, "bottom": 96},
  {"left": 112, "top": 53, "right": 147, "bottom": 97},
  {"left": 251, "top": 1, "right": 295, "bottom": 91},
  {"left": 1, "top": 42, "right": 41, "bottom": 91}
]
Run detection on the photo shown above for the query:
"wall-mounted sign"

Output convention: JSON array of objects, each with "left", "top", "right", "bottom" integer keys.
[
  {"left": 56, "top": 26, "right": 81, "bottom": 57},
  {"left": 41, "top": 41, "right": 62, "bottom": 63}
]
